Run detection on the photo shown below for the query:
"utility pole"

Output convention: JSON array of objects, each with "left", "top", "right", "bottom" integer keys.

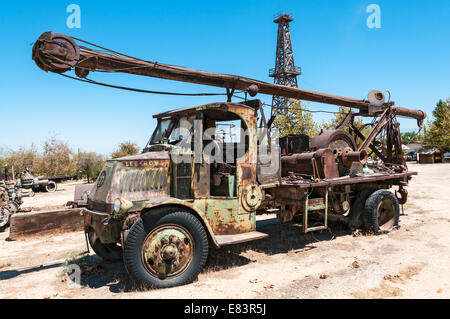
[{"left": 269, "top": 13, "right": 302, "bottom": 115}]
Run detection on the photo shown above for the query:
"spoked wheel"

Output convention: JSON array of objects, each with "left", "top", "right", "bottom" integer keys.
[
  {"left": 124, "top": 210, "right": 209, "bottom": 289},
  {"left": 45, "top": 181, "right": 57, "bottom": 193},
  {"left": 364, "top": 190, "right": 400, "bottom": 233},
  {"left": 87, "top": 230, "right": 123, "bottom": 262}
]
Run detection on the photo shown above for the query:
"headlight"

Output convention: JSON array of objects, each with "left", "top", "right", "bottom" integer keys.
[{"left": 113, "top": 198, "right": 121, "bottom": 213}]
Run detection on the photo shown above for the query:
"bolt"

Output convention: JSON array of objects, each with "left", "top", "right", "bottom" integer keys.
[
  {"left": 161, "top": 238, "right": 168, "bottom": 245},
  {"left": 169, "top": 234, "right": 177, "bottom": 243}
]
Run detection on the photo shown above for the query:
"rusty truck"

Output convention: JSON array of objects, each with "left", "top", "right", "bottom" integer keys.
[{"left": 31, "top": 32, "right": 426, "bottom": 288}]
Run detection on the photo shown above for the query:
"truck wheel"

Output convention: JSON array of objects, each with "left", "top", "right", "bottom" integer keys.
[
  {"left": 88, "top": 230, "right": 123, "bottom": 262},
  {"left": 124, "top": 210, "right": 209, "bottom": 289},
  {"left": 348, "top": 188, "right": 377, "bottom": 229},
  {"left": 364, "top": 190, "right": 400, "bottom": 233},
  {"left": 45, "top": 181, "right": 57, "bottom": 193}
]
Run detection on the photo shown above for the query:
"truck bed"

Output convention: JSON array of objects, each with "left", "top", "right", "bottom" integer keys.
[{"left": 277, "top": 171, "right": 417, "bottom": 189}]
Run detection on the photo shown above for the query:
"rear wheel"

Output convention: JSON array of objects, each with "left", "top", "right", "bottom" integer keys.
[
  {"left": 87, "top": 230, "right": 123, "bottom": 262},
  {"left": 124, "top": 210, "right": 209, "bottom": 289},
  {"left": 364, "top": 190, "right": 400, "bottom": 233},
  {"left": 348, "top": 188, "right": 377, "bottom": 229}
]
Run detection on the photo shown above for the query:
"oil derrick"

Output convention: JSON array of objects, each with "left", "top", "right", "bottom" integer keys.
[{"left": 269, "top": 13, "right": 302, "bottom": 115}]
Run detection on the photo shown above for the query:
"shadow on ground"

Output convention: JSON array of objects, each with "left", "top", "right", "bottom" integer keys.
[
  {"left": 60, "top": 218, "right": 349, "bottom": 293},
  {"left": 0, "top": 262, "right": 63, "bottom": 281}
]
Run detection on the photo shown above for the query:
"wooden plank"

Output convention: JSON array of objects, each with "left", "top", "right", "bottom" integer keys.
[{"left": 9, "top": 208, "right": 83, "bottom": 240}]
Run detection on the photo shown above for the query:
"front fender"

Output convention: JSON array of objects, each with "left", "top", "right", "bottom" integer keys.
[{"left": 142, "top": 198, "right": 219, "bottom": 247}]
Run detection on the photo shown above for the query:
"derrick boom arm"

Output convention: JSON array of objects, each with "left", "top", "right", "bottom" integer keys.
[{"left": 32, "top": 32, "right": 426, "bottom": 122}]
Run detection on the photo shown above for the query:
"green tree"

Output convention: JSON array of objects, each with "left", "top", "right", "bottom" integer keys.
[
  {"left": 401, "top": 131, "right": 424, "bottom": 145},
  {"left": 321, "top": 107, "right": 372, "bottom": 147},
  {"left": 424, "top": 99, "right": 450, "bottom": 151},
  {"left": 272, "top": 100, "right": 319, "bottom": 137},
  {"left": 111, "top": 141, "right": 140, "bottom": 159},
  {"left": 74, "top": 151, "right": 105, "bottom": 183},
  {"left": 322, "top": 107, "right": 364, "bottom": 130}
]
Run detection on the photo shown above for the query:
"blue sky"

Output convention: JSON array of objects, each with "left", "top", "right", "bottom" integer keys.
[{"left": 1, "top": 0, "right": 449, "bottom": 155}]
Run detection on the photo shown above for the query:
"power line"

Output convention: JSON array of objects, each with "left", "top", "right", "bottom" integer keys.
[{"left": 59, "top": 74, "right": 227, "bottom": 96}]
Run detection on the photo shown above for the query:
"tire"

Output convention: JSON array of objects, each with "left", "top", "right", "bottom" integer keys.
[
  {"left": 88, "top": 230, "right": 123, "bottom": 262},
  {"left": 123, "top": 210, "right": 209, "bottom": 289},
  {"left": 348, "top": 188, "right": 377, "bottom": 229},
  {"left": 364, "top": 190, "right": 400, "bottom": 233},
  {"left": 45, "top": 181, "right": 57, "bottom": 193},
  {"left": 0, "top": 207, "right": 10, "bottom": 231}
]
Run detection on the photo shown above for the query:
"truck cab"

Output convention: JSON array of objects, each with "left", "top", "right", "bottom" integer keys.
[{"left": 84, "top": 101, "right": 270, "bottom": 288}]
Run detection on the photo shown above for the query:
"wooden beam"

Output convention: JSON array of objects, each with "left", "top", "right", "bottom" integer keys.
[{"left": 9, "top": 208, "right": 83, "bottom": 240}]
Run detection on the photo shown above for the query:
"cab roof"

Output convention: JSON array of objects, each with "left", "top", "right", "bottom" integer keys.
[{"left": 153, "top": 101, "right": 258, "bottom": 121}]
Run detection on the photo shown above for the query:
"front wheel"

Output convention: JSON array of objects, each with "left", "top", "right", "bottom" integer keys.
[
  {"left": 87, "top": 230, "right": 123, "bottom": 262},
  {"left": 124, "top": 210, "right": 209, "bottom": 289},
  {"left": 364, "top": 190, "right": 400, "bottom": 233}
]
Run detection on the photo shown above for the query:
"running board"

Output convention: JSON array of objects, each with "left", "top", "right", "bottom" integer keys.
[{"left": 215, "top": 231, "right": 269, "bottom": 246}]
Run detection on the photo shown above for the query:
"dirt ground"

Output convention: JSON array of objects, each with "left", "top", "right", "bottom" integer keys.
[
  {"left": 20, "top": 182, "right": 81, "bottom": 210},
  {"left": 0, "top": 163, "right": 449, "bottom": 299}
]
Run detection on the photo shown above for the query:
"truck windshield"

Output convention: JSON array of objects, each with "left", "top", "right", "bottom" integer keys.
[
  {"left": 150, "top": 116, "right": 194, "bottom": 145},
  {"left": 150, "top": 119, "right": 172, "bottom": 144}
]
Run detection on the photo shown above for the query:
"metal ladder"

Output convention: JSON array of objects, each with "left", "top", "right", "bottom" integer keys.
[{"left": 303, "top": 187, "right": 329, "bottom": 233}]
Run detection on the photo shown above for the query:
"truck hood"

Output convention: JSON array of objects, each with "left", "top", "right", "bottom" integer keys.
[{"left": 88, "top": 151, "right": 171, "bottom": 213}]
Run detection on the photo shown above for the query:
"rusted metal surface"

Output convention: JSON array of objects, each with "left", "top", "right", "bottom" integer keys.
[
  {"left": 32, "top": 32, "right": 426, "bottom": 121},
  {"left": 341, "top": 148, "right": 368, "bottom": 167},
  {"left": 281, "top": 148, "right": 338, "bottom": 179},
  {"left": 141, "top": 224, "right": 194, "bottom": 278},
  {"left": 310, "top": 130, "right": 357, "bottom": 153},
  {"left": 30, "top": 30, "right": 427, "bottom": 257},
  {"left": 282, "top": 171, "right": 417, "bottom": 188},
  {"left": 215, "top": 231, "right": 269, "bottom": 246},
  {"left": 395, "top": 187, "right": 408, "bottom": 205}
]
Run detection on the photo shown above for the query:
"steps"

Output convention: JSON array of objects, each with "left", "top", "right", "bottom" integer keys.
[
  {"left": 303, "top": 188, "right": 329, "bottom": 233},
  {"left": 215, "top": 231, "right": 269, "bottom": 246}
]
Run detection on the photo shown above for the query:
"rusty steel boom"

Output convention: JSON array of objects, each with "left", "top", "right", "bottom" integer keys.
[{"left": 32, "top": 32, "right": 426, "bottom": 122}]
